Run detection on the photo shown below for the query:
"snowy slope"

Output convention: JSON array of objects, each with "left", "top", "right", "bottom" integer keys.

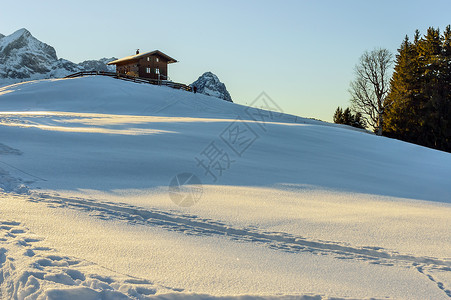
[{"left": 0, "top": 76, "right": 450, "bottom": 299}]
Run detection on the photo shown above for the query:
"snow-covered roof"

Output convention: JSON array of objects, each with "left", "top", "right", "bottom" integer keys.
[{"left": 107, "top": 50, "right": 177, "bottom": 65}]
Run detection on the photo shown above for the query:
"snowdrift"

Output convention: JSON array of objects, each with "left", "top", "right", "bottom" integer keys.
[{"left": 0, "top": 76, "right": 450, "bottom": 299}]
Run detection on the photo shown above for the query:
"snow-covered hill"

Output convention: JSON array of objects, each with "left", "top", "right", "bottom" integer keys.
[
  {"left": 191, "top": 72, "right": 233, "bottom": 102},
  {"left": 0, "top": 28, "right": 115, "bottom": 86},
  {"left": 0, "top": 76, "right": 450, "bottom": 299}
]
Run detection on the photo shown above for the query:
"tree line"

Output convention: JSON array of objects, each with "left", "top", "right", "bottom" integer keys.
[
  {"left": 334, "top": 25, "right": 451, "bottom": 153},
  {"left": 333, "top": 107, "right": 366, "bottom": 129}
]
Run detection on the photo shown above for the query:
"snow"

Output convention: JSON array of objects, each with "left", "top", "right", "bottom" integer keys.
[
  {"left": 0, "top": 29, "right": 116, "bottom": 87},
  {"left": 0, "top": 76, "right": 450, "bottom": 299},
  {"left": 192, "top": 72, "right": 233, "bottom": 102},
  {"left": 107, "top": 50, "right": 177, "bottom": 65},
  {"left": 0, "top": 29, "right": 33, "bottom": 50}
]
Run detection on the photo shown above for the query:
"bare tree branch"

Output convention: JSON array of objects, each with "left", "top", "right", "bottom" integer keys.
[{"left": 349, "top": 48, "right": 393, "bottom": 135}]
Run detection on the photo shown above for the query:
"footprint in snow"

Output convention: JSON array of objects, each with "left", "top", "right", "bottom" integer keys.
[{"left": 0, "top": 219, "right": 184, "bottom": 299}]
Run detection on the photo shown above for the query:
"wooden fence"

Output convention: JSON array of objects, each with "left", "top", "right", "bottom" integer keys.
[{"left": 65, "top": 71, "right": 192, "bottom": 92}]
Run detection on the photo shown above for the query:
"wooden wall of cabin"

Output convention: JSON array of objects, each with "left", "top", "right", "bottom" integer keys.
[
  {"left": 116, "top": 62, "right": 139, "bottom": 77},
  {"left": 138, "top": 54, "right": 169, "bottom": 80}
]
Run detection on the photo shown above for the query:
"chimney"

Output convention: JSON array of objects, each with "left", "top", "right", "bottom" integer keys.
[{"left": 136, "top": 49, "right": 140, "bottom": 55}]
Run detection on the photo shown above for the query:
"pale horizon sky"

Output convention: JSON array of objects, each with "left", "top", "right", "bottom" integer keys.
[{"left": 1, "top": 0, "right": 450, "bottom": 122}]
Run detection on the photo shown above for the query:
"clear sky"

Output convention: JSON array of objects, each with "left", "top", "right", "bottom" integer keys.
[{"left": 1, "top": 0, "right": 450, "bottom": 122}]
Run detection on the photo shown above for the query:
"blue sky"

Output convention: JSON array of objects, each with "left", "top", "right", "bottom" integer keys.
[{"left": 1, "top": 0, "right": 450, "bottom": 121}]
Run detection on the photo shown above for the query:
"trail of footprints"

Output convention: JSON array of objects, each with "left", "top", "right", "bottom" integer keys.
[
  {"left": 35, "top": 193, "right": 451, "bottom": 268},
  {"left": 31, "top": 192, "right": 451, "bottom": 298},
  {"left": 416, "top": 264, "right": 451, "bottom": 298},
  {"left": 0, "top": 220, "right": 182, "bottom": 299},
  {"left": 3, "top": 190, "right": 451, "bottom": 299},
  {"left": 0, "top": 219, "right": 330, "bottom": 300}
]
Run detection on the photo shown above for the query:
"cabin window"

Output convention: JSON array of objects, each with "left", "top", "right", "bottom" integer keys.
[
  {"left": 156, "top": 57, "right": 159, "bottom": 62},
  {"left": 147, "top": 57, "right": 150, "bottom": 62},
  {"left": 155, "top": 68, "right": 160, "bottom": 74},
  {"left": 146, "top": 67, "right": 151, "bottom": 73}
]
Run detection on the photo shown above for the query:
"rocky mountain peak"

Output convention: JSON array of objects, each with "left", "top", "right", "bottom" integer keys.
[
  {"left": 191, "top": 72, "right": 233, "bottom": 102},
  {"left": 0, "top": 28, "right": 57, "bottom": 60},
  {"left": 12, "top": 28, "right": 31, "bottom": 37},
  {"left": 0, "top": 28, "right": 116, "bottom": 85}
]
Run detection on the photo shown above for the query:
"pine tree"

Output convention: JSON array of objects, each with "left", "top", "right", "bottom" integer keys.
[
  {"left": 441, "top": 26, "right": 451, "bottom": 149},
  {"left": 333, "top": 106, "right": 366, "bottom": 129},
  {"left": 342, "top": 108, "right": 353, "bottom": 125},
  {"left": 385, "top": 26, "right": 451, "bottom": 152},
  {"left": 333, "top": 107, "right": 344, "bottom": 124},
  {"left": 384, "top": 35, "right": 420, "bottom": 142},
  {"left": 353, "top": 112, "right": 366, "bottom": 129}
]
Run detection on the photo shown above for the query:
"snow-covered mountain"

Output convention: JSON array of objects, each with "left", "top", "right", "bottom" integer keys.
[
  {"left": 191, "top": 71, "right": 233, "bottom": 102},
  {"left": 0, "top": 28, "right": 115, "bottom": 85}
]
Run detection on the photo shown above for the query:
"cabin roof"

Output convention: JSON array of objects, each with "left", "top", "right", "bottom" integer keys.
[{"left": 107, "top": 50, "right": 177, "bottom": 65}]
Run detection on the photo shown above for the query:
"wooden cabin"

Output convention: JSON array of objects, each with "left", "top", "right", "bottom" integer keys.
[{"left": 107, "top": 50, "right": 177, "bottom": 80}]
